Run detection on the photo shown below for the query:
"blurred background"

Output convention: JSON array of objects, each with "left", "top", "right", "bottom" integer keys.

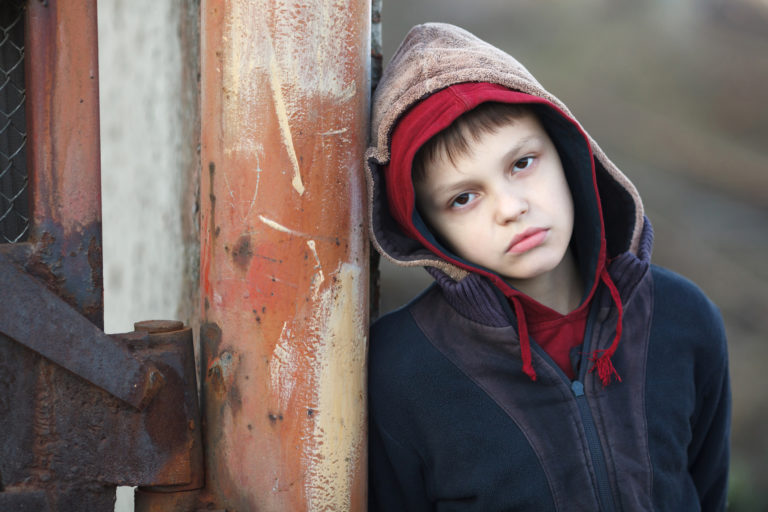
[{"left": 375, "top": 0, "right": 768, "bottom": 510}]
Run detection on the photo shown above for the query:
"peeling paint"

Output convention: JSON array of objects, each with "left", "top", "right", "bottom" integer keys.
[
  {"left": 302, "top": 263, "right": 367, "bottom": 511},
  {"left": 207, "top": 350, "right": 237, "bottom": 396},
  {"left": 307, "top": 240, "right": 324, "bottom": 299},
  {"left": 268, "top": 322, "right": 297, "bottom": 412}
]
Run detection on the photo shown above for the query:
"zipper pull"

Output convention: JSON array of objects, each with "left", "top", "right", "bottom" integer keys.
[{"left": 571, "top": 380, "right": 585, "bottom": 397}]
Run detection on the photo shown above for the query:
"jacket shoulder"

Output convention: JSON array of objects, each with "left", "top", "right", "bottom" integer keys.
[
  {"left": 650, "top": 265, "right": 724, "bottom": 328},
  {"left": 370, "top": 284, "right": 440, "bottom": 368},
  {"left": 649, "top": 264, "right": 727, "bottom": 361}
]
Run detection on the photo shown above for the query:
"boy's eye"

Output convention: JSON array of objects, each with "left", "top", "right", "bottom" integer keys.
[
  {"left": 513, "top": 156, "right": 534, "bottom": 171},
  {"left": 450, "top": 192, "right": 477, "bottom": 208}
]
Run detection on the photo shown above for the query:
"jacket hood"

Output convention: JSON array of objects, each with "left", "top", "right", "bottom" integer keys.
[
  {"left": 366, "top": 23, "right": 647, "bottom": 384},
  {"left": 366, "top": 23, "right": 645, "bottom": 273}
]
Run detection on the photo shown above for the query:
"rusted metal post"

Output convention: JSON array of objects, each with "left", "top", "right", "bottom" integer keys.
[
  {"left": 25, "top": 0, "right": 103, "bottom": 326},
  {"left": 196, "top": 1, "right": 370, "bottom": 510},
  {"left": 0, "top": 1, "right": 111, "bottom": 509}
]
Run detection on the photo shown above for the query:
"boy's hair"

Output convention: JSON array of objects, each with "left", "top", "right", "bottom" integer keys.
[{"left": 412, "top": 101, "right": 531, "bottom": 183}]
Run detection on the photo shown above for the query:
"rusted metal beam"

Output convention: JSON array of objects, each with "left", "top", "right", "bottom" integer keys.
[
  {"left": 0, "top": 253, "right": 163, "bottom": 410},
  {"left": 193, "top": 1, "right": 371, "bottom": 510}
]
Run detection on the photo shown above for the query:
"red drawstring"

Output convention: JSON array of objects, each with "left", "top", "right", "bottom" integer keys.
[
  {"left": 589, "top": 268, "right": 623, "bottom": 386},
  {"left": 511, "top": 296, "right": 537, "bottom": 381},
  {"left": 509, "top": 266, "right": 622, "bottom": 386}
]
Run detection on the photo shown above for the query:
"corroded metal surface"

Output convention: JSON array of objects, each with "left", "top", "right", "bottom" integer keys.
[
  {"left": 0, "top": 2, "right": 204, "bottom": 509},
  {"left": 130, "top": 322, "right": 205, "bottom": 491},
  {"left": 0, "top": 322, "right": 203, "bottom": 501},
  {"left": 25, "top": 0, "right": 103, "bottom": 328},
  {"left": 0, "top": 1, "right": 111, "bottom": 509},
  {"left": 198, "top": 0, "right": 370, "bottom": 509},
  {"left": 0, "top": 253, "right": 163, "bottom": 410}
]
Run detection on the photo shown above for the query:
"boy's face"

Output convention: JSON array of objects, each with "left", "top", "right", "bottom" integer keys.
[{"left": 414, "top": 112, "right": 575, "bottom": 290}]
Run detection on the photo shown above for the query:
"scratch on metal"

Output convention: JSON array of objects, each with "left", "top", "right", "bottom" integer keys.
[
  {"left": 258, "top": 215, "right": 310, "bottom": 238},
  {"left": 319, "top": 128, "right": 348, "bottom": 136},
  {"left": 269, "top": 53, "right": 305, "bottom": 196}
]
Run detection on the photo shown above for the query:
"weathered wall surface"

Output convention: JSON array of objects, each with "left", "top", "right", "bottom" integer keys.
[
  {"left": 98, "top": 0, "right": 197, "bottom": 335},
  {"left": 97, "top": 1, "right": 199, "bottom": 510}
]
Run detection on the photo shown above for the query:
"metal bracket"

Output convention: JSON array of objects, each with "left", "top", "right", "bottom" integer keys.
[
  {"left": 0, "top": 252, "right": 163, "bottom": 410},
  {"left": 0, "top": 254, "right": 204, "bottom": 504}
]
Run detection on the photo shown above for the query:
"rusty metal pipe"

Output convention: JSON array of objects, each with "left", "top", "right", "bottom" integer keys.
[{"left": 195, "top": 1, "right": 371, "bottom": 510}]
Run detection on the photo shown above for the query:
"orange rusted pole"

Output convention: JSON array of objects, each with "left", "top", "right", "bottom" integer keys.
[{"left": 198, "top": 1, "right": 370, "bottom": 510}]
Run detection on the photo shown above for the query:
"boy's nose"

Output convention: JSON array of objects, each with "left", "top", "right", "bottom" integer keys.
[{"left": 494, "top": 192, "right": 528, "bottom": 224}]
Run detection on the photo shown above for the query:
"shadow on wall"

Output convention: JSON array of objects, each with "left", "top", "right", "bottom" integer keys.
[{"left": 375, "top": 1, "right": 768, "bottom": 510}]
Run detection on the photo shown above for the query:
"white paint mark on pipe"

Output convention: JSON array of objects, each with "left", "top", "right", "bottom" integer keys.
[
  {"left": 258, "top": 215, "right": 309, "bottom": 237},
  {"left": 269, "top": 322, "right": 297, "bottom": 412},
  {"left": 302, "top": 262, "right": 367, "bottom": 511},
  {"left": 244, "top": 154, "right": 263, "bottom": 219},
  {"left": 254, "top": 217, "right": 338, "bottom": 245},
  {"left": 319, "top": 128, "right": 348, "bottom": 136},
  {"left": 269, "top": 53, "right": 305, "bottom": 196},
  {"left": 307, "top": 240, "right": 324, "bottom": 299}
]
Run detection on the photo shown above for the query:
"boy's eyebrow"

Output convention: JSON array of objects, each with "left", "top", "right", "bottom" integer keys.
[
  {"left": 430, "top": 135, "right": 543, "bottom": 197},
  {"left": 431, "top": 178, "right": 480, "bottom": 198},
  {"left": 500, "top": 135, "right": 541, "bottom": 161}
]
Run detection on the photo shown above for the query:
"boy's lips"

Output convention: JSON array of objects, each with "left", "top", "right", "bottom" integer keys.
[{"left": 507, "top": 228, "right": 548, "bottom": 254}]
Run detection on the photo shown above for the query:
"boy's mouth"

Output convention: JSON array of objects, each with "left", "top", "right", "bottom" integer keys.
[{"left": 507, "top": 228, "right": 548, "bottom": 254}]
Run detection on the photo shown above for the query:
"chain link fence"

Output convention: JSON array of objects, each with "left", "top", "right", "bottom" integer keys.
[{"left": 0, "top": 0, "right": 29, "bottom": 244}]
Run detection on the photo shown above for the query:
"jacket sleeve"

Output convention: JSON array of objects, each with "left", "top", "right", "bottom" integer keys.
[
  {"left": 369, "top": 416, "right": 432, "bottom": 512},
  {"left": 687, "top": 309, "right": 731, "bottom": 512}
]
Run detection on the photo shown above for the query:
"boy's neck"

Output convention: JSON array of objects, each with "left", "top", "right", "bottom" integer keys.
[{"left": 505, "top": 249, "right": 584, "bottom": 315}]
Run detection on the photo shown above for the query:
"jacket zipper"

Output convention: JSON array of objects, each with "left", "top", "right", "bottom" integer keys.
[
  {"left": 571, "top": 379, "right": 617, "bottom": 512},
  {"left": 571, "top": 303, "right": 619, "bottom": 512},
  {"left": 529, "top": 305, "right": 620, "bottom": 512},
  {"left": 493, "top": 286, "right": 620, "bottom": 511}
]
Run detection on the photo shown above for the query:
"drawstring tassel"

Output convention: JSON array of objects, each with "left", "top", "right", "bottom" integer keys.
[
  {"left": 589, "top": 268, "right": 623, "bottom": 386},
  {"left": 589, "top": 349, "right": 621, "bottom": 386},
  {"left": 511, "top": 296, "right": 537, "bottom": 381}
]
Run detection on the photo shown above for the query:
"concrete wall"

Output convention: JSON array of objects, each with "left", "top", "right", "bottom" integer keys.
[{"left": 97, "top": 1, "right": 199, "bottom": 509}]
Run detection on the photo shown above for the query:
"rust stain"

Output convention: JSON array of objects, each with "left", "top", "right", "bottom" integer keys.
[
  {"left": 231, "top": 235, "right": 253, "bottom": 270},
  {"left": 144, "top": 362, "right": 188, "bottom": 451},
  {"left": 87, "top": 232, "right": 103, "bottom": 294},
  {"left": 206, "top": 349, "right": 239, "bottom": 414}
]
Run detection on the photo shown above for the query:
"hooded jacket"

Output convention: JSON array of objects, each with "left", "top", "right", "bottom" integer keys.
[{"left": 366, "top": 23, "right": 730, "bottom": 512}]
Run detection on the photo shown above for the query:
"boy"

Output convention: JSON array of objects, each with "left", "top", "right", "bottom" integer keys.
[{"left": 366, "top": 23, "right": 730, "bottom": 511}]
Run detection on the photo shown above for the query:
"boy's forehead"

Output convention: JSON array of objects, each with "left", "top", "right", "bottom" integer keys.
[{"left": 424, "top": 110, "right": 547, "bottom": 171}]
